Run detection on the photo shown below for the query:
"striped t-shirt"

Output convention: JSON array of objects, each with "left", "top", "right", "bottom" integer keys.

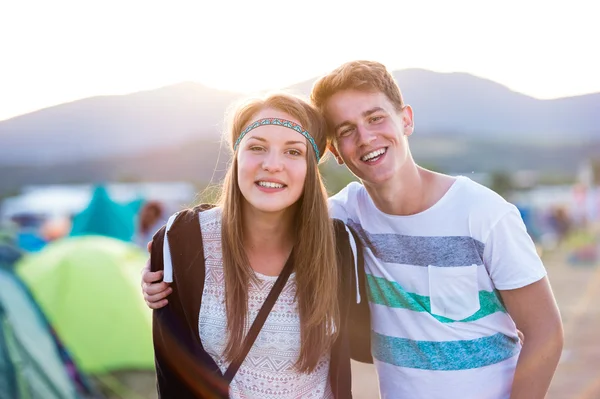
[{"left": 328, "top": 177, "right": 547, "bottom": 399}]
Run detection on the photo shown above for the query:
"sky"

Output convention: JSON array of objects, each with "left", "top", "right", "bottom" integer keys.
[{"left": 1, "top": 0, "right": 598, "bottom": 122}]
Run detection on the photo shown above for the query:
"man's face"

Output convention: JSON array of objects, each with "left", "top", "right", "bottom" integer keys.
[{"left": 323, "top": 89, "right": 414, "bottom": 187}]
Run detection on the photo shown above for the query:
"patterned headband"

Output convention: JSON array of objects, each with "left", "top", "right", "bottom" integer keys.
[{"left": 233, "top": 118, "right": 321, "bottom": 162}]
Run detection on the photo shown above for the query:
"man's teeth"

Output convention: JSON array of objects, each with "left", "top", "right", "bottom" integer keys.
[
  {"left": 361, "top": 148, "right": 386, "bottom": 162},
  {"left": 258, "top": 181, "right": 284, "bottom": 188}
]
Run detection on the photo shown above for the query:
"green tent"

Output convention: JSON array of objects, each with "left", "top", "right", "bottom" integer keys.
[
  {"left": 0, "top": 235, "right": 23, "bottom": 272},
  {"left": 70, "top": 186, "right": 139, "bottom": 242},
  {"left": 16, "top": 236, "right": 154, "bottom": 374},
  {"left": 0, "top": 267, "right": 80, "bottom": 399}
]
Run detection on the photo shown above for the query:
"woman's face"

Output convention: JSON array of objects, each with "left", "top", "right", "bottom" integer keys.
[{"left": 236, "top": 108, "right": 309, "bottom": 215}]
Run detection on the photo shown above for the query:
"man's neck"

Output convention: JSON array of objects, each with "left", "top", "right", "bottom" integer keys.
[{"left": 363, "top": 164, "right": 456, "bottom": 216}]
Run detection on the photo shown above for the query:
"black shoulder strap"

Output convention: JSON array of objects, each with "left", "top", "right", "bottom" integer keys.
[
  {"left": 223, "top": 250, "right": 295, "bottom": 383},
  {"left": 344, "top": 223, "right": 373, "bottom": 364},
  {"left": 165, "top": 204, "right": 215, "bottom": 346},
  {"left": 152, "top": 205, "right": 230, "bottom": 398}
]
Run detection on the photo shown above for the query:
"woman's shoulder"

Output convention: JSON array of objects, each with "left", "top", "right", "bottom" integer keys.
[
  {"left": 330, "top": 218, "right": 355, "bottom": 242},
  {"left": 168, "top": 204, "right": 220, "bottom": 233},
  {"left": 331, "top": 217, "right": 347, "bottom": 228}
]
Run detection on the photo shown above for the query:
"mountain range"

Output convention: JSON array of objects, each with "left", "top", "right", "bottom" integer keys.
[{"left": 0, "top": 69, "right": 598, "bottom": 196}]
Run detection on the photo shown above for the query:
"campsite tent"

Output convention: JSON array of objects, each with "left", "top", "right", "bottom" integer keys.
[
  {"left": 0, "top": 268, "right": 82, "bottom": 399},
  {"left": 70, "top": 186, "right": 139, "bottom": 242},
  {"left": 0, "top": 234, "right": 22, "bottom": 271},
  {"left": 16, "top": 236, "right": 154, "bottom": 374},
  {"left": 0, "top": 233, "right": 91, "bottom": 399}
]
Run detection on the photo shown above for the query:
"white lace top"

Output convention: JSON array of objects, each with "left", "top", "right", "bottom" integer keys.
[{"left": 198, "top": 208, "right": 333, "bottom": 399}]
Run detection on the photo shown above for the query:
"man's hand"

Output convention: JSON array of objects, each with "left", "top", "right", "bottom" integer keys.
[{"left": 140, "top": 241, "right": 172, "bottom": 309}]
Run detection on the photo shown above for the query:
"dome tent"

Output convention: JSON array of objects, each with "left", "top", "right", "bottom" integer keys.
[
  {"left": 70, "top": 186, "right": 139, "bottom": 242},
  {"left": 0, "top": 233, "right": 94, "bottom": 398},
  {"left": 0, "top": 268, "right": 82, "bottom": 398},
  {"left": 16, "top": 236, "right": 154, "bottom": 374}
]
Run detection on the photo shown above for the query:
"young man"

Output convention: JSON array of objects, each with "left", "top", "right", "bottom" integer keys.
[
  {"left": 143, "top": 61, "right": 563, "bottom": 399},
  {"left": 311, "top": 60, "right": 563, "bottom": 399}
]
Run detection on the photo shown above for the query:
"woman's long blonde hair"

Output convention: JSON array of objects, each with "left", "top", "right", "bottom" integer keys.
[{"left": 218, "top": 92, "right": 339, "bottom": 372}]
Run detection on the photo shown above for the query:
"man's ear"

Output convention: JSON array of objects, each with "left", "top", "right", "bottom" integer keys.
[
  {"left": 402, "top": 105, "right": 414, "bottom": 137},
  {"left": 328, "top": 143, "right": 344, "bottom": 165}
]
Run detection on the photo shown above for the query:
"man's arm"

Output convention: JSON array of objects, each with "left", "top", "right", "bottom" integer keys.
[
  {"left": 500, "top": 277, "right": 563, "bottom": 399},
  {"left": 483, "top": 205, "right": 563, "bottom": 399}
]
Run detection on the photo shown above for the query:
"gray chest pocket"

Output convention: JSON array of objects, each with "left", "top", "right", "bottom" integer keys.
[{"left": 428, "top": 264, "right": 480, "bottom": 321}]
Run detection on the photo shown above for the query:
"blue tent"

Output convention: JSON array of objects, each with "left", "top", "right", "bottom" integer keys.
[{"left": 70, "top": 186, "right": 138, "bottom": 242}]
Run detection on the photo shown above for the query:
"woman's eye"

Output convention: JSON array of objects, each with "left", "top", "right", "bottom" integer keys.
[
  {"left": 249, "top": 146, "right": 264, "bottom": 151},
  {"left": 287, "top": 149, "right": 302, "bottom": 156}
]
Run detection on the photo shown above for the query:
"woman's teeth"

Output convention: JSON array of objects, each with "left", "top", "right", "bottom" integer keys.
[{"left": 257, "top": 181, "right": 284, "bottom": 188}]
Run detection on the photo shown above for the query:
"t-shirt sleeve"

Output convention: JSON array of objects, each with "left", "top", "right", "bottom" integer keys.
[
  {"left": 328, "top": 183, "right": 359, "bottom": 222},
  {"left": 328, "top": 199, "right": 350, "bottom": 221},
  {"left": 483, "top": 206, "right": 547, "bottom": 290}
]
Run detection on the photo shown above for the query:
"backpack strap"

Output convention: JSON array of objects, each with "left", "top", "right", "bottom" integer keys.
[
  {"left": 164, "top": 204, "right": 214, "bottom": 345},
  {"left": 150, "top": 204, "right": 228, "bottom": 398},
  {"left": 331, "top": 219, "right": 372, "bottom": 364}
]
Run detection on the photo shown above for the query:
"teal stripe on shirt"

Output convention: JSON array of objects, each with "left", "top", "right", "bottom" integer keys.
[
  {"left": 372, "top": 331, "right": 520, "bottom": 371},
  {"left": 367, "top": 274, "right": 506, "bottom": 323}
]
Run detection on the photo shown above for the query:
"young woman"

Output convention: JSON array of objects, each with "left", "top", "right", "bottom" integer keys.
[{"left": 145, "top": 93, "right": 371, "bottom": 398}]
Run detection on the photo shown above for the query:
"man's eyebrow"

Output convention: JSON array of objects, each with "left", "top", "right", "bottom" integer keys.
[
  {"left": 333, "top": 107, "right": 386, "bottom": 132},
  {"left": 362, "top": 107, "right": 385, "bottom": 117}
]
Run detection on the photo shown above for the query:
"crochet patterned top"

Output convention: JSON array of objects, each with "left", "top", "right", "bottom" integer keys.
[{"left": 198, "top": 207, "right": 333, "bottom": 398}]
